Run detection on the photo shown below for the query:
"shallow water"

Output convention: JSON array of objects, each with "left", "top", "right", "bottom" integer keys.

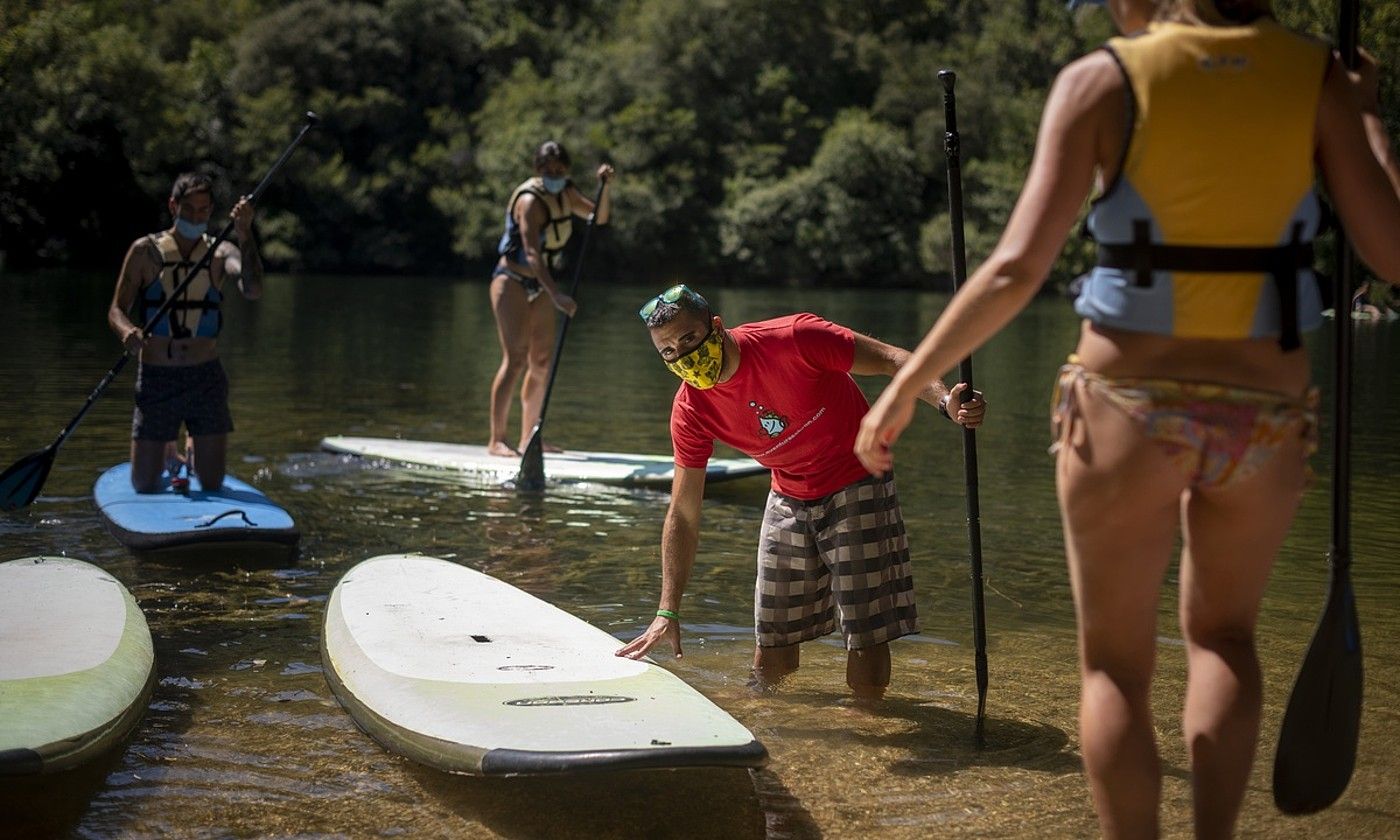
[{"left": 2, "top": 271, "right": 1398, "bottom": 838}]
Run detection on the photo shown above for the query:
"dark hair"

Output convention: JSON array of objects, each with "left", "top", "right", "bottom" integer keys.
[
  {"left": 644, "top": 296, "right": 711, "bottom": 330},
  {"left": 533, "top": 140, "right": 571, "bottom": 171},
  {"left": 170, "top": 172, "right": 213, "bottom": 202}
]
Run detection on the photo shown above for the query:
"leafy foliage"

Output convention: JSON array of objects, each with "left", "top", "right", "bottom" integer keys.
[{"left": 1, "top": 0, "right": 1395, "bottom": 291}]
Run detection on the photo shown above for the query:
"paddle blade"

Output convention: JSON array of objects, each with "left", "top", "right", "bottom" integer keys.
[
  {"left": 1273, "top": 566, "right": 1363, "bottom": 814},
  {"left": 516, "top": 426, "right": 546, "bottom": 493},
  {"left": 0, "top": 447, "right": 57, "bottom": 511}
]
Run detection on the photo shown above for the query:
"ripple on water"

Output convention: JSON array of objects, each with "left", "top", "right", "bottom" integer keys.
[{"left": 5, "top": 278, "right": 1400, "bottom": 837}]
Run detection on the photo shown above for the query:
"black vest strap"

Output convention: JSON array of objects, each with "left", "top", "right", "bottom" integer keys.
[
  {"left": 1095, "top": 221, "right": 1313, "bottom": 351},
  {"left": 140, "top": 240, "right": 220, "bottom": 340}
]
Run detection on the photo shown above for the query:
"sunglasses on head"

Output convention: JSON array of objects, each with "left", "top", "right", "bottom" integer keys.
[{"left": 638, "top": 284, "right": 710, "bottom": 321}]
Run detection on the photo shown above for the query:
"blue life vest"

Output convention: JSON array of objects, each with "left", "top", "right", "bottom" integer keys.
[{"left": 140, "top": 231, "right": 222, "bottom": 339}]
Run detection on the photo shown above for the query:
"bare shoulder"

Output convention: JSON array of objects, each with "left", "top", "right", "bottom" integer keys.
[
  {"left": 124, "top": 234, "right": 161, "bottom": 274},
  {"left": 516, "top": 190, "right": 549, "bottom": 225},
  {"left": 127, "top": 233, "right": 158, "bottom": 258},
  {"left": 1050, "top": 49, "right": 1124, "bottom": 113},
  {"left": 214, "top": 239, "right": 240, "bottom": 258}
]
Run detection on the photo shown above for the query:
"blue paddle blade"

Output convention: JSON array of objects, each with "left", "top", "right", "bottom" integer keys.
[
  {"left": 0, "top": 447, "right": 55, "bottom": 511},
  {"left": 1273, "top": 566, "right": 1363, "bottom": 814}
]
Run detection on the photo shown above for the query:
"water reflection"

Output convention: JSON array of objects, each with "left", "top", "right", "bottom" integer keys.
[{"left": 2, "top": 272, "right": 1399, "bottom": 837}]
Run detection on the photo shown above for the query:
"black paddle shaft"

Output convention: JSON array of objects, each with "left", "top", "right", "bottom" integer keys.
[
  {"left": 1330, "top": 0, "right": 1358, "bottom": 560},
  {"left": 516, "top": 175, "right": 611, "bottom": 491},
  {"left": 0, "top": 113, "right": 318, "bottom": 511},
  {"left": 940, "top": 69, "right": 990, "bottom": 747},
  {"left": 1272, "top": 2, "right": 1363, "bottom": 814}
]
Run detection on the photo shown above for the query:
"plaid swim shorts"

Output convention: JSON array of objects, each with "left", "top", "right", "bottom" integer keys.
[
  {"left": 754, "top": 472, "right": 918, "bottom": 650},
  {"left": 132, "top": 359, "right": 234, "bottom": 442}
]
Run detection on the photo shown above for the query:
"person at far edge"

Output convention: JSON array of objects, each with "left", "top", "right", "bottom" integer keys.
[
  {"left": 616, "top": 285, "right": 986, "bottom": 700},
  {"left": 855, "top": 1, "right": 1400, "bottom": 836},
  {"left": 487, "top": 140, "right": 614, "bottom": 457},
  {"left": 108, "top": 172, "right": 263, "bottom": 494}
]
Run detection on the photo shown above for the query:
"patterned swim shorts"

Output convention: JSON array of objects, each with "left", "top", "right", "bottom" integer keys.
[
  {"left": 132, "top": 359, "right": 234, "bottom": 442},
  {"left": 754, "top": 472, "right": 919, "bottom": 650}
]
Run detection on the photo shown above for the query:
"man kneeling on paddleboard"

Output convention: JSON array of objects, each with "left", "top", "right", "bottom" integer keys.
[
  {"left": 107, "top": 172, "right": 262, "bottom": 493},
  {"left": 617, "top": 285, "right": 985, "bottom": 699}
]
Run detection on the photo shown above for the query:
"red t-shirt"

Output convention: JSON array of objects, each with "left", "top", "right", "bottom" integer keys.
[{"left": 670, "top": 313, "right": 873, "bottom": 500}]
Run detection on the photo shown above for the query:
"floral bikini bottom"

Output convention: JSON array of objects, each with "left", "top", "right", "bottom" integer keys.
[{"left": 1050, "top": 360, "right": 1318, "bottom": 491}]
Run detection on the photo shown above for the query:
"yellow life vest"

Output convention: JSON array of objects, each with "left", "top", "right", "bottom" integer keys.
[
  {"left": 1075, "top": 19, "right": 1330, "bottom": 350},
  {"left": 497, "top": 177, "right": 574, "bottom": 264},
  {"left": 141, "top": 231, "right": 223, "bottom": 338}
]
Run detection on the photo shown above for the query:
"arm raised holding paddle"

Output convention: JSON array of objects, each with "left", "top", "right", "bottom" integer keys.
[
  {"left": 107, "top": 176, "right": 266, "bottom": 495},
  {"left": 0, "top": 112, "right": 316, "bottom": 511},
  {"left": 490, "top": 140, "right": 615, "bottom": 466}
]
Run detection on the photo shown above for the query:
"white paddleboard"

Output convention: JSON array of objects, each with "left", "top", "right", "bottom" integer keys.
[
  {"left": 0, "top": 557, "right": 154, "bottom": 775},
  {"left": 320, "top": 436, "right": 767, "bottom": 488},
  {"left": 322, "top": 554, "right": 767, "bottom": 775}
]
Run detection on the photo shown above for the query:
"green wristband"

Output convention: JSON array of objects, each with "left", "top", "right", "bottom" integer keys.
[{"left": 655, "top": 609, "right": 679, "bottom": 620}]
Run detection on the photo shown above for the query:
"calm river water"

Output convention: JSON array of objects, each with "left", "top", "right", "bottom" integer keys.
[{"left": 2, "top": 270, "right": 1398, "bottom": 838}]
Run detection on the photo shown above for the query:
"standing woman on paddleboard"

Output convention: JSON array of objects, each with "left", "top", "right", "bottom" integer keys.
[
  {"left": 854, "top": 0, "right": 1400, "bottom": 836},
  {"left": 487, "top": 141, "right": 613, "bottom": 457},
  {"left": 108, "top": 172, "right": 263, "bottom": 493}
]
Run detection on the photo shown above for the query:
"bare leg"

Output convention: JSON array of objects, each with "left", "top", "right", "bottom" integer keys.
[
  {"left": 1057, "top": 379, "right": 1184, "bottom": 840},
  {"left": 752, "top": 644, "right": 799, "bottom": 690},
  {"left": 518, "top": 297, "right": 560, "bottom": 453},
  {"left": 846, "top": 642, "right": 891, "bottom": 700},
  {"left": 1179, "top": 434, "right": 1306, "bottom": 840},
  {"left": 488, "top": 275, "right": 530, "bottom": 457},
  {"left": 190, "top": 433, "right": 227, "bottom": 491},
  {"left": 129, "top": 439, "right": 169, "bottom": 493}
]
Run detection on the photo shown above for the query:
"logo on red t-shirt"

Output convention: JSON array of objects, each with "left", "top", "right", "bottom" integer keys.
[{"left": 749, "top": 401, "right": 788, "bottom": 438}]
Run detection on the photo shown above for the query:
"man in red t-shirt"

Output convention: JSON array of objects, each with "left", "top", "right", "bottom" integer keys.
[{"left": 616, "top": 285, "right": 985, "bottom": 698}]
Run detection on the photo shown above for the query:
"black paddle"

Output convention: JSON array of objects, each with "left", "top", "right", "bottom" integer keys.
[
  {"left": 516, "top": 174, "right": 610, "bottom": 492},
  {"left": 1272, "top": 1, "right": 1363, "bottom": 814},
  {"left": 0, "top": 112, "right": 319, "bottom": 512},
  {"left": 940, "top": 69, "right": 990, "bottom": 747}
]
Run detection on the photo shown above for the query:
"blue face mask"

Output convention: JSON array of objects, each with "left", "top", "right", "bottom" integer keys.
[
  {"left": 175, "top": 216, "right": 208, "bottom": 239},
  {"left": 541, "top": 176, "right": 568, "bottom": 195}
]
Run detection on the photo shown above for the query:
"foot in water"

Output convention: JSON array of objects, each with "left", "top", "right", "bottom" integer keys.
[{"left": 487, "top": 440, "right": 519, "bottom": 458}]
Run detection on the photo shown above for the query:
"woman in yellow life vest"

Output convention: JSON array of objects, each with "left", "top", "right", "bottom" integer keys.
[
  {"left": 854, "top": 1, "right": 1400, "bottom": 836},
  {"left": 487, "top": 140, "right": 614, "bottom": 457},
  {"left": 107, "top": 172, "right": 263, "bottom": 493}
]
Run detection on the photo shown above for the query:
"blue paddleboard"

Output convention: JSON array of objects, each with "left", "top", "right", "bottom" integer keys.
[{"left": 93, "top": 463, "right": 299, "bottom": 553}]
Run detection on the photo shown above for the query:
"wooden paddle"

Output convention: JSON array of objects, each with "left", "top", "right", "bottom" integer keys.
[
  {"left": 0, "top": 112, "right": 319, "bottom": 511},
  {"left": 516, "top": 174, "right": 610, "bottom": 492},
  {"left": 1271, "top": 0, "right": 1363, "bottom": 814}
]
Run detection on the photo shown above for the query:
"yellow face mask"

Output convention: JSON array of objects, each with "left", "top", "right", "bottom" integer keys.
[{"left": 665, "top": 326, "right": 725, "bottom": 389}]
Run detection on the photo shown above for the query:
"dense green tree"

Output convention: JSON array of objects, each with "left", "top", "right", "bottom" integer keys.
[
  {"left": 227, "top": 0, "right": 492, "bottom": 271},
  {"left": 721, "top": 111, "right": 921, "bottom": 284},
  {"left": 1, "top": 0, "right": 1395, "bottom": 289},
  {"left": 1, "top": 5, "right": 186, "bottom": 266}
]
